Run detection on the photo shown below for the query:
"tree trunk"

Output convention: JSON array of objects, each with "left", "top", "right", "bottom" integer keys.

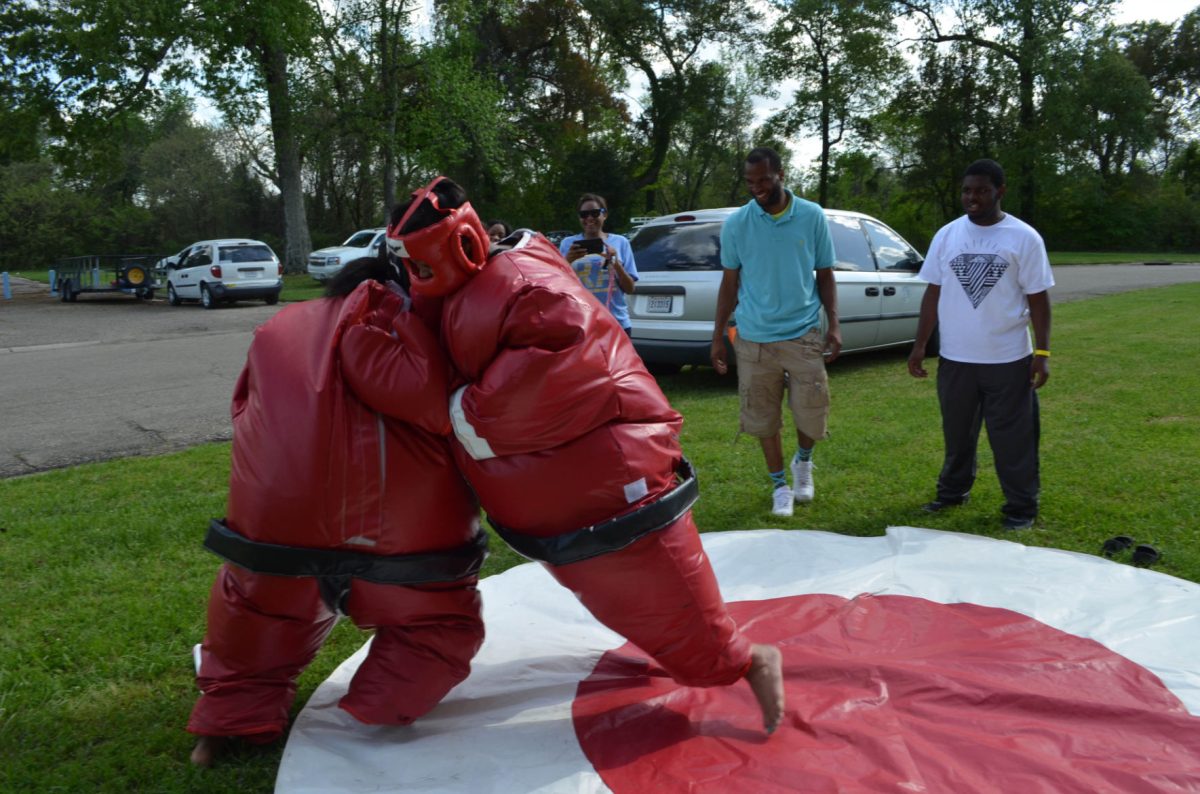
[
  {"left": 261, "top": 42, "right": 311, "bottom": 272},
  {"left": 819, "top": 64, "right": 832, "bottom": 207},
  {"left": 1017, "top": 2, "right": 1037, "bottom": 225},
  {"left": 379, "top": 0, "right": 398, "bottom": 213}
]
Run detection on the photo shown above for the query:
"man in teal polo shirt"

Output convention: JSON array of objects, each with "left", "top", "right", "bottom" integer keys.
[{"left": 711, "top": 146, "right": 841, "bottom": 517}]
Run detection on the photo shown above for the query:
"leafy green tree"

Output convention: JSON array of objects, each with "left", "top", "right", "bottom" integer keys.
[
  {"left": 192, "top": 0, "right": 319, "bottom": 270},
  {"left": 656, "top": 61, "right": 754, "bottom": 212},
  {"left": 763, "top": 0, "right": 901, "bottom": 207},
  {"left": 895, "top": 0, "right": 1117, "bottom": 225},
  {"left": 879, "top": 42, "right": 1012, "bottom": 222},
  {"left": 582, "top": 0, "right": 752, "bottom": 212},
  {"left": 1043, "top": 40, "right": 1157, "bottom": 178}
]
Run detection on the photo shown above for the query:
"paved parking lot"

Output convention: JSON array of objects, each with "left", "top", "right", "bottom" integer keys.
[{"left": 2, "top": 264, "right": 1198, "bottom": 479}]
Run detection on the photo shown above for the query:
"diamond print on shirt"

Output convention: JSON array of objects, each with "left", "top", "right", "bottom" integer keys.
[{"left": 950, "top": 253, "right": 1011, "bottom": 308}]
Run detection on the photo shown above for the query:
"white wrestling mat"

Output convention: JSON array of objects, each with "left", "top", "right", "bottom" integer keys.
[{"left": 276, "top": 527, "right": 1200, "bottom": 793}]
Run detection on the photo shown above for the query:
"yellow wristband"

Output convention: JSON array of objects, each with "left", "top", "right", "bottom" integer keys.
[{"left": 1034, "top": 349, "right": 1050, "bottom": 358}]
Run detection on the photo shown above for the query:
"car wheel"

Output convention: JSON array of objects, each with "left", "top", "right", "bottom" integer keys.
[
  {"left": 167, "top": 283, "right": 181, "bottom": 306},
  {"left": 200, "top": 283, "right": 216, "bottom": 309},
  {"left": 264, "top": 295, "right": 279, "bottom": 305}
]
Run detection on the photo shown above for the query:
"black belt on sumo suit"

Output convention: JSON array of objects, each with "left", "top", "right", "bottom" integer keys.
[
  {"left": 489, "top": 458, "right": 699, "bottom": 566},
  {"left": 204, "top": 520, "right": 489, "bottom": 584}
]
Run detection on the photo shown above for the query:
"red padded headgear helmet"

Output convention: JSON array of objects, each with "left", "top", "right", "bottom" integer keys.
[{"left": 386, "top": 176, "right": 489, "bottom": 297}]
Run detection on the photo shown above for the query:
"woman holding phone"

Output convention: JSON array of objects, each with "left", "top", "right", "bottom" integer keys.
[{"left": 559, "top": 193, "right": 638, "bottom": 333}]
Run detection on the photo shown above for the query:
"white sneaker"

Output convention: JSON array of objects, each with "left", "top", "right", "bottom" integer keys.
[
  {"left": 772, "top": 486, "right": 794, "bottom": 516},
  {"left": 792, "top": 459, "right": 814, "bottom": 503}
]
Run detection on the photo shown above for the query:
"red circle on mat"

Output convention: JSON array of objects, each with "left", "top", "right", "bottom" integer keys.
[{"left": 572, "top": 595, "right": 1200, "bottom": 793}]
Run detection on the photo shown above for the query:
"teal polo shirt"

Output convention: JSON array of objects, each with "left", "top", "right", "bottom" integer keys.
[{"left": 719, "top": 192, "right": 834, "bottom": 343}]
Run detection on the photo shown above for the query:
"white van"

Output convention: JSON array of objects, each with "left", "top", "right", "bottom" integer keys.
[{"left": 165, "top": 239, "right": 282, "bottom": 309}]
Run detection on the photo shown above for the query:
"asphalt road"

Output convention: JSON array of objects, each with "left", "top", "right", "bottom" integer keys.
[{"left": 2, "top": 263, "right": 1199, "bottom": 479}]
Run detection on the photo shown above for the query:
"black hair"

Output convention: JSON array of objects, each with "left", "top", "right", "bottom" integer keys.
[
  {"left": 325, "top": 249, "right": 409, "bottom": 298},
  {"left": 964, "top": 159, "right": 1006, "bottom": 189},
  {"left": 576, "top": 193, "right": 608, "bottom": 212},
  {"left": 746, "top": 146, "right": 782, "bottom": 173},
  {"left": 487, "top": 219, "right": 512, "bottom": 235},
  {"left": 390, "top": 178, "right": 469, "bottom": 234}
]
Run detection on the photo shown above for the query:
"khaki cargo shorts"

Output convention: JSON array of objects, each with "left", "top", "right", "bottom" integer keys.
[{"left": 734, "top": 328, "right": 830, "bottom": 440}]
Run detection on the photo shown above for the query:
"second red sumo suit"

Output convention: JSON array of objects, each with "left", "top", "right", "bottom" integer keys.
[
  {"left": 188, "top": 280, "right": 486, "bottom": 742},
  {"left": 390, "top": 189, "right": 753, "bottom": 688}
]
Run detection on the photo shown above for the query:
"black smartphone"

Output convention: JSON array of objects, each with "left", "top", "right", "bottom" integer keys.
[{"left": 579, "top": 237, "right": 604, "bottom": 255}]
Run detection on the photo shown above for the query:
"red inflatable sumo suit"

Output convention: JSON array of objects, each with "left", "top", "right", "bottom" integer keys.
[
  {"left": 188, "top": 280, "right": 486, "bottom": 743},
  {"left": 390, "top": 181, "right": 752, "bottom": 688}
]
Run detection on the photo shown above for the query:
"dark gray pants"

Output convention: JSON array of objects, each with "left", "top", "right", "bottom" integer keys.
[{"left": 935, "top": 356, "right": 1040, "bottom": 519}]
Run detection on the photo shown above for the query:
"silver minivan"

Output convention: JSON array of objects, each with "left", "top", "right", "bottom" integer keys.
[{"left": 627, "top": 207, "right": 931, "bottom": 370}]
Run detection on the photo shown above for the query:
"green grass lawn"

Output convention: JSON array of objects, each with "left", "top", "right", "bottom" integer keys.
[{"left": 1, "top": 283, "right": 1198, "bottom": 792}]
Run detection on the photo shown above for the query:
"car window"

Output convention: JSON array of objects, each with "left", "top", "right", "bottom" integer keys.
[
  {"left": 862, "top": 219, "right": 923, "bottom": 271},
  {"left": 185, "top": 248, "right": 212, "bottom": 267},
  {"left": 344, "top": 231, "right": 378, "bottom": 248},
  {"left": 219, "top": 244, "right": 276, "bottom": 263},
  {"left": 827, "top": 215, "right": 876, "bottom": 271},
  {"left": 631, "top": 221, "right": 723, "bottom": 272}
]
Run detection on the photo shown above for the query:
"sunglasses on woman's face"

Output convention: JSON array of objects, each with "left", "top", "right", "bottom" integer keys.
[{"left": 578, "top": 209, "right": 605, "bottom": 219}]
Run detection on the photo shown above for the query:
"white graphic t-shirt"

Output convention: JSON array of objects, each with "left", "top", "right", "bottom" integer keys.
[{"left": 919, "top": 214, "right": 1054, "bottom": 364}]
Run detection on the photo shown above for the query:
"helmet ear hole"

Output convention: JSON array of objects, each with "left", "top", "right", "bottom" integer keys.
[{"left": 454, "top": 221, "right": 487, "bottom": 272}]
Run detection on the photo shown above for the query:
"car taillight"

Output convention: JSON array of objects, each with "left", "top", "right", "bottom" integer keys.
[
  {"left": 277, "top": 263, "right": 283, "bottom": 276},
  {"left": 210, "top": 264, "right": 223, "bottom": 278}
]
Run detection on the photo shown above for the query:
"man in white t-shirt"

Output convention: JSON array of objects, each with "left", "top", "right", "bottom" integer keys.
[{"left": 907, "top": 159, "right": 1053, "bottom": 531}]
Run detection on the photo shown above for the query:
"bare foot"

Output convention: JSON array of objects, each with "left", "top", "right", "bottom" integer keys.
[
  {"left": 189, "top": 735, "right": 229, "bottom": 767},
  {"left": 745, "top": 643, "right": 785, "bottom": 735}
]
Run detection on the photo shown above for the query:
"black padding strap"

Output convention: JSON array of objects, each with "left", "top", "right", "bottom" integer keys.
[
  {"left": 204, "top": 520, "right": 488, "bottom": 585},
  {"left": 489, "top": 458, "right": 698, "bottom": 567}
]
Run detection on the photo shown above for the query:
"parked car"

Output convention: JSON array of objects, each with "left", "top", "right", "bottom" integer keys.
[
  {"left": 307, "top": 227, "right": 386, "bottom": 281},
  {"left": 155, "top": 245, "right": 194, "bottom": 273},
  {"left": 164, "top": 238, "right": 283, "bottom": 309},
  {"left": 627, "top": 207, "right": 932, "bottom": 370}
]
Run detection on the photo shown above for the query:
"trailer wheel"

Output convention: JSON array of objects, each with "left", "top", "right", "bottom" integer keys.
[{"left": 62, "top": 279, "right": 77, "bottom": 302}]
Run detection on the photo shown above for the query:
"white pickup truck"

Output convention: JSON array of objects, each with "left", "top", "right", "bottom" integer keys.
[{"left": 307, "top": 227, "right": 386, "bottom": 281}]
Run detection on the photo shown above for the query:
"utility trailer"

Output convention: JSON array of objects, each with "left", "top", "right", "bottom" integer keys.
[{"left": 55, "top": 255, "right": 165, "bottom": 302}]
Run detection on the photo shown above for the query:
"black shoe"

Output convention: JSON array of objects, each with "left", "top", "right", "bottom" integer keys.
[
  {"left": 1101, "top": 535, "right": 1134, "bottom": 558},
  {"left": 1001, "top": 515, "right": 1035, "bottom": 530},
  {"left": 922, "top": 496, "right": 969, "bottom": 513},
  {"left": 1131, "top": 543, "right": 1161, "bottom": 567}
]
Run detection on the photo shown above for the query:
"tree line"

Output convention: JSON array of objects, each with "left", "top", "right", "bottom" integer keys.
[{"left": 3, "top": 0, "right": 1199, "bottom": 271}]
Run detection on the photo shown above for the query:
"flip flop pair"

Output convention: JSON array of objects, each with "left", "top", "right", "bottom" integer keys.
[{"left": 1100, "top": 535, "right": 1161, "bottom": 567}]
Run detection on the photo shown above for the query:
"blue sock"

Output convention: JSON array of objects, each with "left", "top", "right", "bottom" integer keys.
[
  {"left": 769, "top": 469, "right": 787, "bottom": 490},
  {"left": 794, "top": 447, "right": 813, "bottom": 464}
]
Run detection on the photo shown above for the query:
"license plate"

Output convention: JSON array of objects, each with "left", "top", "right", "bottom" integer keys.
[{"left": 647, "top": 295, "right": 673, "bottom": 313}]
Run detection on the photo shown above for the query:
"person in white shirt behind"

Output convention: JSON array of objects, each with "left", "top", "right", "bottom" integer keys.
[{"left": 907, "top": 158, "right": 1053, "bottom": 531}]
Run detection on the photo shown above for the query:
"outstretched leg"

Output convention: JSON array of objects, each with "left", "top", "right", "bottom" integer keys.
[{"left": 745, "top": 643, "right": 785, "bottom": 735}]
